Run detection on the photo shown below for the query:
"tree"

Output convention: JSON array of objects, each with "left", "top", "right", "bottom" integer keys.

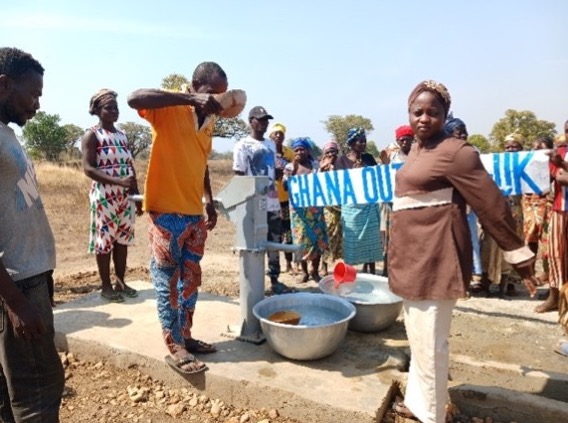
[
  {"left": 22, "top": 111, "right": 67, "bottom": 161},
  {"left": 489, "top": 109, "right": 556, "bottom": 151},
  {"left": 161, "top": 73, "right": 191, "bottom": 91},
  {"left": 467, "top": 134, "right": 491, "bottom": 154},
  {"left": 214, "top": 116, "right": 248, "bottom": 140},
  {"left": 160, "top": 73, "right": 248, "bottom": 140},
  {"left": 322, "top": 115, "right": 374, "bottom": 150},
  {"left": 62, "top": 123, "right": 85, "bottom": 158},
  {"left": 118, "top": 122, "right": 152, "bottom": 158}
]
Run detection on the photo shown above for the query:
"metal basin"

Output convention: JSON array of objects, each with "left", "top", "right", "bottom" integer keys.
[
  {"left": 252, "top": 293, "right": 356, "bottom": 361},
  {"left": 319, "top": 274, "right": 403, "bottom": 333}
]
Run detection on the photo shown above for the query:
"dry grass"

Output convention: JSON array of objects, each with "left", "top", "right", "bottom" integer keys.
[
  {"left": 36, "top": 162, "right": 93, "bottom": 275},
  {"left": 36, "top": 159, "right": 237, "bottom": 289},
  {"left": 207, "top": 159, "right": 234, "bottom": 193}
]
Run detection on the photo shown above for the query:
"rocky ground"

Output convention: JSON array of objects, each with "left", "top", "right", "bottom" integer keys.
[{"left": 59, "top": 351, "right": 301, "bottom": 423}]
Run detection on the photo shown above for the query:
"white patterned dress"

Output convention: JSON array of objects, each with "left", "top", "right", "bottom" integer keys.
[{"left": 88, "top": 127, "right": 135, "bottom": 254}]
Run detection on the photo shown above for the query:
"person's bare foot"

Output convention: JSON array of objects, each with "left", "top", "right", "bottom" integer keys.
[
  {"left": 535, "top": 288, "right": 559, "bottom": 313},
  {"left": 392, "top": 402, "right": 419, "bottom": 421}
]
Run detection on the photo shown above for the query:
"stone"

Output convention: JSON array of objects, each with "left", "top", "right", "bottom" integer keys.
[
  {"left": 166, "top": 403, "right": 185, "bottom": 417},
  {"left": 210, "top": 400, "right": 222, "bottom": 417}
]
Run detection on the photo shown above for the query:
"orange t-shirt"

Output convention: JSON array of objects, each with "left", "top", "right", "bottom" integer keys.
[{"left": 139, "top": 106, "right": 213, "bottom": 215}]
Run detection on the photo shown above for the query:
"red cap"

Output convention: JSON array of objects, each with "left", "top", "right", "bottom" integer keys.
[{"left": 395, "top": 125, "right": 414, "bottom": 139}]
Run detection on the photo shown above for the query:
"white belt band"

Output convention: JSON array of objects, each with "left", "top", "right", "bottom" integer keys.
[
  {"left": 503, "top": 246, "right": 535, "bottom": 264},
  {"left": 393, "top": 187, "right": 454, "bottom": 212}
]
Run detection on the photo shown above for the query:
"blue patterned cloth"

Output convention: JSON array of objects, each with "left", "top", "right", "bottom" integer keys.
[
  {"left": 341, "top": 203, "right": 382, "bottom": 265},
  {"left": 291, "top": 137, "right": 312, "bottom": 151},
  {"left": 345, "top": 127, "right": 365, "bottom": 145},
  {"left": 149, "top": 213, "right": 206, "bottom": 345},
  {"left": 445, "top": 114, "right": 466, "bottom": 133}
]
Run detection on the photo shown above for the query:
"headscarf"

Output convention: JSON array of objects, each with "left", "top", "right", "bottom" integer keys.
[
  {"left": 395, "top": 125, "right": 414, "bottom": 140},
  {"left": 445, "top": 113, "right": 466, "bottom": 133},
  {"left": 408, "top": 80, "right": 451, "bottom": 115},
  {"left": 322, "top": 140, "right": 339, "bottom": 153},
  {"left": 269, "top": 123, "right": 286, "bottom": 135},
  {"left": 89, "top": 89, "right": 118, "bottom": 115},
  {"left": 345, "top": 127, "right": 366, "bottom": 146},
  {"left": 504, "top": 130, "right": 525, "bottom": 147},
  {"left": 291, "top": 137, "right": 312, "bottom": 151}
]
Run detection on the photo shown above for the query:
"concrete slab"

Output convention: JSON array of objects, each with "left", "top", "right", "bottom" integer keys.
[
  {"left": 54, "top": 280, "right": 568, "bottom": 422},
  {"left": 54, "top": 281, "right": 408, "bottom": 423}
]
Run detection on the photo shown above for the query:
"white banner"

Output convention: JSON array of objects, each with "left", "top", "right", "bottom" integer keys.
[{"left": 288, "top": 151, "right": 551, "bottom": 208}]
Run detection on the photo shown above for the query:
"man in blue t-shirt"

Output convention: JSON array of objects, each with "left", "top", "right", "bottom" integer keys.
[{"left": 233, "top": 106, "right": 294, "bottom": 295}]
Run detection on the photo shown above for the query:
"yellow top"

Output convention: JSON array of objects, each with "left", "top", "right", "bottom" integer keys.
[
  {"left": 139, "top": 105, "right": 213, "bottom": 215},
  {"left": 276, "top": 145, "right": 294, "bottom": 202}
]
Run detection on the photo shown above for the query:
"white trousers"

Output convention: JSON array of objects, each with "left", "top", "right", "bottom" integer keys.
[{"left": 403, "top": 299, "right": 456, "bottom": 423}]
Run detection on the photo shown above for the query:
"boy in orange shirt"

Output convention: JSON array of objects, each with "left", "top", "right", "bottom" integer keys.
[{"left": 128, "top": 62, "right": 226, "bottom": 374}]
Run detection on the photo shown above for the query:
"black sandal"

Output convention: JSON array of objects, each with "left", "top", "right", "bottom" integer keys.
[{"left": 185, "top": 338, "right": 217, "bottom": 354}]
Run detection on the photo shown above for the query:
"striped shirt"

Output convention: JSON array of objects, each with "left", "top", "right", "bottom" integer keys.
[{"left": 550, "top": 145, "right": 568, "bottom": 212}]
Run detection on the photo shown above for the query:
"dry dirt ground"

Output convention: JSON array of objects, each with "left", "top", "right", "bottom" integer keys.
[{"left": 38, "top": 160, "right": 567, "bottom": 423}]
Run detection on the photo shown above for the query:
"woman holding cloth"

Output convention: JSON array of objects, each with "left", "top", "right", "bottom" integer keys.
[
  {"left": 319, "top": 140, "right": 343, "bottom": 274},
  {"left": 388, "top": 80, "right": 537, "bottom": 423},
  {"left": 336, "top": 128, "right": 382, "bottom": 274},
  {"left": 287, "top": 137, "right": 328, "bottom": 282}
]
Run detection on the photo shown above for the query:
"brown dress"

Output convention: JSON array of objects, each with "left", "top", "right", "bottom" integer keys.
[{"left": 389, "top": 137, "right": 528, "bottom": 301}]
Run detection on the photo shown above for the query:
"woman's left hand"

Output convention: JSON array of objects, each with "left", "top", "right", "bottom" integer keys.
[
  {"left": 513, "top": 261, "right": 538, "bottom": 297},
  {"left": 521, "top": 276, "right": 538, "bottom": 298}
]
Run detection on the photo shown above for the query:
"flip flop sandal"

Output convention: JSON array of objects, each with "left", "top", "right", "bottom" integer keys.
[
  {"left": 100, "top": 291, "right": 124, "bottom": 303},
  {"left": 554, "top": 340, "right": 568, "bottom": 357},
  {"left": 470, "top": 278, "right": 490, "bottom": 294},
  {"left": 165, "top": 354, "right": 208, "bottom": 375},
  {"left": 186, "top": 339, "right": 217, "bottom": 354},
  {"left": 117, "top": 287, "right": 138, "bottom": 298}
]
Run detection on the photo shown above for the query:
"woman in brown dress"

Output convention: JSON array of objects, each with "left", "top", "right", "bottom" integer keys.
[{"left": 388, "top": 80, "right": 538, "bottom": 423}]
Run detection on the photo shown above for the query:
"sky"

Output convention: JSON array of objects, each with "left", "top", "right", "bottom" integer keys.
[{"left": 2, "top": 1, "right": 567, "bottom": 152}]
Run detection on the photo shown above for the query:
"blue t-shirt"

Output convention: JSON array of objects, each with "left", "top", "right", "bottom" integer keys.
[{"left": 232, "top": 135, "right": 280, "bottom": 212}]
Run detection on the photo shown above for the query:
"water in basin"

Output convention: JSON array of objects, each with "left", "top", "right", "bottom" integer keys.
[
  {"left": 322, "top": 274, "right": 402, "bottom": 305},
  {"left": 280, "top": 304, "right": 346, "bottom": 326}
]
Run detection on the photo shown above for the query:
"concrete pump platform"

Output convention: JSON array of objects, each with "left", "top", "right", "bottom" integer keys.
[{"left": 53, "top": 280, "right": 568, "bottom": 423}]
